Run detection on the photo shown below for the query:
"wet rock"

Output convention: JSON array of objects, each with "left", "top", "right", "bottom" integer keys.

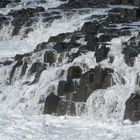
[
  {"left": 8, "top": 8, "right": 39, "bottom": 36},
  {"left": 110, "top": 0, "right": 140, "bottom": 6},
  {"left": 43, "top": 92, "right": 61, "bottom": 114},
  {"left": 98, "top": 34, "right": 112, "bottom": 42},
  {"left": 29, "top": 61, "right": 45, "bottom": 75},
  {"left": 106, "top": 13, "right": 133, "bottom": 24},
  {"left": 48, "top": 33, "right": 72, "bottom": 43},
  {"left": 67, "top": 66, "right": 82, "bottom": 80},
  {"left": 52, "top": 42, "right": 80, "bottom": 53},
  {"left": 15, "top": 54, "right": 24, "bottom": 61},
  {"left": 44, "top": 50, "right": 56, "bottom": 65},
  {"left": 34, "top": 42, "right": 48, "bottom": 52},
  {"left": 57, "top": 80, "right": 75, "bottom": 97},
  {"left": 86, "top": 34, "right": 98, "bottom": 51},
  {"left": 75, "top": 66, "right": 114, "bottom": 102},
  {"left": 123, "top": 46, "right": 138, "bottom": 67},
  {"left": 15, "top": 53, "right": 31, "bottom": 61},
  {"left": 95, "top": 45, "right": 110, "bottom": 62},
  {"left": 60, "top": 0, "right": 108, "bottom": 8},
  {"left": 35, "top": 7, "right": 45, "bottom": 12},
  {"left": 68, "top": 51, "right": 81, "bottom": 62},
  {"left": 81, "top": 21, "right": 99, "bottom": 34},
  {"left": 3, "top": 60, "right": 13, "bottom": 66},
  {"left": 9, "top": 61, "right": 23, "bottom": 84},
  {"left": 124, "top": 92, "right": 140, "bottom": 121},
  {"left": 0, "top": 0, "right": 12, "bottom": 8},
  {"left": 56, "top": 101, "right": 76, "bottom": 116}
]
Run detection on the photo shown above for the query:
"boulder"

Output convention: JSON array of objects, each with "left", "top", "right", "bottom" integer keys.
[
  {"left": 95, "top": 45, "right": 110, "bottom": 62},
  {"left": 122, "top": 46, "right": 138, "bottom": 67},
  {"left": 43, "top": 92, "right": 61, "bottom": 114},
  {"left": 56, "top": 101, "right": 76, "bottom": 116},
  {"left": 57, "top": 80, "right": 75, "bottom": 97},
  {"left": 75, "top": 66, "right": 114, "bottom": 102},
  {"left": 67, "top": 66, "right": 82, "bottom": 80},
  {"left": 124, "top": 92, "right": 140, "bottom": 121},
  {"left": 34, "top": 42, "right": 48, "bottom": 52},
  {"left": 44, "top": 50, "right": 56, "bottom": 65},
  {"left": 0, "top": 0, "right": 11, "bottom": 8},
  {"left": 29, "top": 61, "right": 45, "bottom": 75},
  {"left": 9, "top": 61, "right": 23, "bottom": 84},
  {"left": 81, "top": 21, "right": 99, "bottom": 34},
  {"left": 48, "top": 33, "right": 72, "bottom": 43},
  {"left": 52, "top": 42, "right": 80, "bottom": 53}
]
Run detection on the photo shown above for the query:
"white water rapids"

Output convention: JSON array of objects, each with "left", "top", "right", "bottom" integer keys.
[{"left": 0, "top": 0, "right": 140, "bottom": 140}]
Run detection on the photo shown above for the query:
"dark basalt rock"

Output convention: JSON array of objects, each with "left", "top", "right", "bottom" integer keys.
[
  {"left": 43, "top": 92, "right": 61, "bottom": 114},
  {"left": 35, "top": 7, "right": 45, "bottom": 12},
  {"left": 0, "top": 0, "right": 12, "bottom": 8},
  {"left": 98, "top": 34, "right": 112, "bottom": 42},
  {"left": 81, "top": 21, "right": 99, "bottom": 34},
  {"left": 9, "top": 61, "right": 23, "bottom": 84},
  {"left": 44, "top": 50, "right": 56, "bottom": 65},
  {"left": 2, "top": 60, "right": 13, "bottom": 66},
  {"left": 52, "top": 42, "right": 80, "bottom": 53},
  {"left": 124, "top": 92, "right": 140, "bottom": 121},
  {"left": 109, "top": 8, "right": 139, "bottom": 20},
  {"left": 68, "top": 51, "right": 81, "bottom": 62},
  {"left": 57, "top": 80, "right": 75, "bottom": 97},
  {"left": 67, "top": 66, "right": 82, "bottom": 80},
  {"left": 15, "top": 54, "right": 24, "bottom": 61},
  {"left": 48, "top": 33, "right": 72, "bottom": 43},
  {"left": 34, "top": 42, "right": 48, "bottom": 52},
  {"left": 29, "top": 61, "right": 45, "bottom": 75},
  {"left": 110, "top": 0, "right": 140, "bottom": 6},
  {"left": 15, "top": 53, "right": 31, "bottom": 61},
  {"left": 86, "top": 34, "right": 98, "bottom": 51},
  {"left": 58, "top": 66, "right": 114, "bottom": 104},
  {"left": 95, "top": 45, "right": 110, "bottom": 62},
  {"left": 56, "top": 101, "right": 76, "bottom": 116},
  {"left": 75, "top": 66, "right": 114, "bottom": 102},
  {"left": 8, "top": 7, "right": 44, "bottom": 36},
  {"left": 60, "top": 0, "right": 108, "bottom": 8},
  {"left": 122, "top": 46, "right": 139, "bottom": 67}
]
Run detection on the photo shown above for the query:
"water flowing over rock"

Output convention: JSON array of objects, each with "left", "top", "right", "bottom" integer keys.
[{"left": 1, "top": 1, "right": 140, "bottom": 136}]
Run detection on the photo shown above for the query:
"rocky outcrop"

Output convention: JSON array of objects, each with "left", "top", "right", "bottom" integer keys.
[
  {"left": 0, "top": 0, "right": 12, "bottom": 8},
  {"left": 124, "top": 91, "right": 140, "bottom": 121},
  {"left": 9, "top": 61, "right": 23, "bottom": 84},
  {"left": 52, "top": 42, "right": 80, "bottom": 53},
  {"left": 75, "top": 66, "right": 114, "bottom": 102},
  {"left": 110, "top": 0, "right": 140, "bottom": 6},
  {"left": 43, "top": 92, "right": 61, "bottom": 114},
  {"left": 95, "top": 45, "right": 110, "bottom": 62},
  {"left": 44, "top": 50, "right": 56, "bottom": 65},
  {"left": 67, "top": 66, "right": 82, "bottom": 80}
]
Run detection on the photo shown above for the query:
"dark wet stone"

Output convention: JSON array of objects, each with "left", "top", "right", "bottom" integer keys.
[
  {"left": 44, "top": 50, "right": 56, "bottom": 65},
  {"left": 34, "top": 42, "right": 48, "bottom": 52},
  {"left": 43, "top": 92, "right": 61, "bottom": 114},
  {"left": 124, "top": 92, "right": 140, "bottom": 121},
  {"left": 67, "top": 66, "right": 82, "bottom": 80},
  {"left": 52, "top": 42, "right": 80, "bottom": 53},
  {"left": 9, "top": 61, "right": 23, "bottom": 84},
  {"left": 95, "top": 45, "right": 110, "bottom": 62}
]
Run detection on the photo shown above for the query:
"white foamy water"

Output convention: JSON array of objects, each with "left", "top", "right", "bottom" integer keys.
[{"left": 0, "top": 113, "right": 140, "bottom": 140}]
